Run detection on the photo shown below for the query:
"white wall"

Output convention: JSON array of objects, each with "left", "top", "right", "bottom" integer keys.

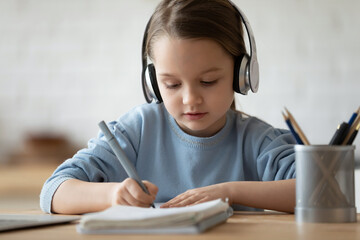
[
  {"left": 0, "top": 0, "right": 359, "bottom": 203},
  {"left": 0, "top": 0, "right": 155, "bottom": 154},
  {"left": 236, "top": 0, "right": 360, "bottom": 147},
  {"left": 1, "top": 0, "right": 359, "bottom": 154}
]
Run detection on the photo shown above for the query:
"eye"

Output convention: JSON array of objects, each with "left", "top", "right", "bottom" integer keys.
[
  {"left": 165, "top": 83, "right": 181, "bottom": 89},
  {"left": 201, "top": 79, "right": 218, "bottom": 86}
]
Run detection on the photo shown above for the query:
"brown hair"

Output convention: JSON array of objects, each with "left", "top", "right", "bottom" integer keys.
[
  {"left": 145, "top": 0, "right": 246, "bottom": 60},
  {"left": 145, "top": 0, "right": 247, "bottom": 111}
]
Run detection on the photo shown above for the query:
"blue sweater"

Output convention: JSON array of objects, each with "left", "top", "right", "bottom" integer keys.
[{"left": 40, "top": 103, "right": 296, "bottom": 213}]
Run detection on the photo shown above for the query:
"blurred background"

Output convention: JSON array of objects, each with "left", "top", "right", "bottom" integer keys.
[{"left": 0, "top": 0, "right": 359, "bottom": 211}]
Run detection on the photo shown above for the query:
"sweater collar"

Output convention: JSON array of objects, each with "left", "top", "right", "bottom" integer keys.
[{"left": 163, "top": 105, "right": 235, "bottom": 149}]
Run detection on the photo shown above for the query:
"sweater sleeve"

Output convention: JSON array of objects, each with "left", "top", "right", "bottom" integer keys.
[
  {"left": 39, "top": 120, "right": 139, "bottom": 213},
  {"left": 255, "top": 127, "right": 296, "bottom": 181},
  {"left": 241, "top": 117, "right": 296, "bottom": 181}
]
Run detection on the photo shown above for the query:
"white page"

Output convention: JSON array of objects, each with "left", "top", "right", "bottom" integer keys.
[{"left": 80, "top": 199, "right": 229, "bottom": 229}]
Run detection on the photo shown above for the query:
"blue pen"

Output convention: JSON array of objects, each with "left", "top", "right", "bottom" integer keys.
[
  {"left": 98, "top": 121, "right": 155, "bottom": 208},
  {"left": 282, "top": 112, "right": 303, "bottom": 145}
]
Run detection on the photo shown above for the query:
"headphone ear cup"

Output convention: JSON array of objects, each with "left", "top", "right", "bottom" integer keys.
[
  {"left": 146, "top": 63, "right": 163, "bottom": 103},
  {"left": 234, "top": 54, "right": 250, "bottom": 95},
  {"left": 233, "top": 56, "right": 242, "bottom": 93}
]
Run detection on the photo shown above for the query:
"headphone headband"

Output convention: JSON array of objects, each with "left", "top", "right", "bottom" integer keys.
[
  {"left": 141, "top": 0, "right": 259, "bottom": 103},
  {"left": 141, "top": 16, "right": 154, "bottom": 103},
  {"left": 228, "top": 0, "right": 259, "bottom": 93}
]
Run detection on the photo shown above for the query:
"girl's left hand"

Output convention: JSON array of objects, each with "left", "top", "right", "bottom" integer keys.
[{"left": 160, "top": 183, "right": 231, "bottom": 208}]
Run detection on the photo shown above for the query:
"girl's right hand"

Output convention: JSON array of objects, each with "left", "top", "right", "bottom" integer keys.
[{"left": 109, "top": 178, "right": 158, "bottom": 207}]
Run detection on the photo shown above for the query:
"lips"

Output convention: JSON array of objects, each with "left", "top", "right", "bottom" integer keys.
[{"left": 183, "top": 112, "right": 207, "bottom": 120}]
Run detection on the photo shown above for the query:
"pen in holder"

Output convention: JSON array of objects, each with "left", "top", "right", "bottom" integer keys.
[{"left": 295, "top": 145, "right": 357, "bottom": 223}]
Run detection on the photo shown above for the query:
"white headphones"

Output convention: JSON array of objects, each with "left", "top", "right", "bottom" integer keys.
[{"left": 141, "top": 0, "right": 259, "bottom": 103}]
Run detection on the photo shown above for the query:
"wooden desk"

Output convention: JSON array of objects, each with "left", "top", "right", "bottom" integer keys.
[
  {"left": 0, "top": 211, "right": 359, "bottom": 240},
  {"left": 1, "top": 165, "right": 359, "bottom": 239}
]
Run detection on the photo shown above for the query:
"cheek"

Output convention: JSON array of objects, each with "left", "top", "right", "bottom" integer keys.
[
  {"left": 208, "top": 82, "right": 234, "bottom": 103},
  {"left": 209, "top": 89, "right": 234, "bottom": 112},
  {"left": 159, "top": 86, "right": 173, "bottom": 102},
  {"left": 210, "top": 93, "right": 233, "bottom": 109},
  {"left": 160, "top": 91, "right": 179, "bottom": 112}
]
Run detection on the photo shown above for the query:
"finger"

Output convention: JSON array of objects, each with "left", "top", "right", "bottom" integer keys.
[
  {"left": 142, "top": 180, "right": 158, "bottom": 198},
  {"left": 118, "top": 195, "right": 131, "bottom": 206},
  {"left": 190, "top": 197, "right": 210, "bottom": 206},
  {"left": 168, "top": 194, "right": 202, "bottom": 207},
  {"left": 112, "top": 187, "right": 131, "bottom": 206},
  {"left": 161, "top": 192, "right": 197, "bottom": 208},
  {"left": 161, "top": 194, "right": 186, "bottom": 208},
  {"left": 126, "top": 179, "right": 155, "bottom": 206},
  {"left": 123, "top": 186, "right": 152, "bottom": 207}
]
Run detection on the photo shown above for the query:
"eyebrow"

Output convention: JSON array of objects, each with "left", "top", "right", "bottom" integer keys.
[{"left": 158, "top": 67, "right": 222, "bottom": 77}]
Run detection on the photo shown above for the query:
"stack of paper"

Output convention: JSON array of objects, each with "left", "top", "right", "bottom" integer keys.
[{"left": 77, "top": 199, "right": 233, "bottom": 234}]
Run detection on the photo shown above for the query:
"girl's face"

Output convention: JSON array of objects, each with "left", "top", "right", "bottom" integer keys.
[{"left": 152, "top": 36, "right": 234, "bottom": 137}]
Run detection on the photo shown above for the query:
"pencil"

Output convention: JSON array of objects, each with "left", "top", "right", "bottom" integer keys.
[
  {"left": 345, "top": 123, "right": 359, "bottom": 145},
  {"left": 284, "top": 108, "right": 310, "bottom": 145},
  {"left": 342, "top": 115, "right": 360, "bottom": 145},
  {"left": 348, "top": 107, "right": 360, "bottom": 126}
]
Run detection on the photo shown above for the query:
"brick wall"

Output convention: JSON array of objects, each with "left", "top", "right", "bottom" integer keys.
[
  {"left": 1, "top": 0, "right": 359, "bottom": 155},
  {"left": 0, "top": 0, "right": 359, "bottom": 206}
]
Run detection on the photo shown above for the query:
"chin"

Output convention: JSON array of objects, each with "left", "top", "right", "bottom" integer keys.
[{"left": 183, "top": 125, "right": 214, "bottom": 137}]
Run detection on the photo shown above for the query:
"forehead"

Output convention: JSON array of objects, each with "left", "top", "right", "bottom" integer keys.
[{"left": 152, "top": 35, "right": 232, "bottom": 75}]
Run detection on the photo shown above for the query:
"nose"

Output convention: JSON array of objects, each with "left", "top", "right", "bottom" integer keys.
[{"left": 182, "top": 86, "right": 202, "bottom": 105}]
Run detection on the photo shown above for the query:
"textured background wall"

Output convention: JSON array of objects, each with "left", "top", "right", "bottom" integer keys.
[
  {"left": 1, "top": 0, "right": 359, "bottom": 155},
  {"left": 1, "top": 0, "right": 359, "bottom": 156},
  {"left": 0, "top": 0, "right": 359, "bottom": 203}
]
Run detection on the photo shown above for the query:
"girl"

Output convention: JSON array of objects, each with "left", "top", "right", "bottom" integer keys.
[{"left": 40, "top": 0, "right": 296, "bottom": 214}]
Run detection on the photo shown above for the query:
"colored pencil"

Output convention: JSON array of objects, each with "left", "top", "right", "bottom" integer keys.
[
  {"left": 282, "top": 111, "right": 304, "bottom": 144},
  {"left": 284, "top": 108, "right": 310, "bottom": 145}
]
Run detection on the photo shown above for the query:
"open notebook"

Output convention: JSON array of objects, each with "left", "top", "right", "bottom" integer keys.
[{"left": 77, "top": 199, "right": 233, "bottom": 234}]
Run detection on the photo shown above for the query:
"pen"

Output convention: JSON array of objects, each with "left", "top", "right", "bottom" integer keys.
[
  {"left": 329, "top": 122, "right": 349, "bottom": 145},
  {"left": 282, "top": 112, "right": 303, "bottom": 144},
  {"left": 98, "top": 121, "right": 155, "bottom": 208}
]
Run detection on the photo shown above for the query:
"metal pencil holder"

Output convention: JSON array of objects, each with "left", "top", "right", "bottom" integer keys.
[{"left": 295, "top": 145, "right": 357, "bottom": 223}]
